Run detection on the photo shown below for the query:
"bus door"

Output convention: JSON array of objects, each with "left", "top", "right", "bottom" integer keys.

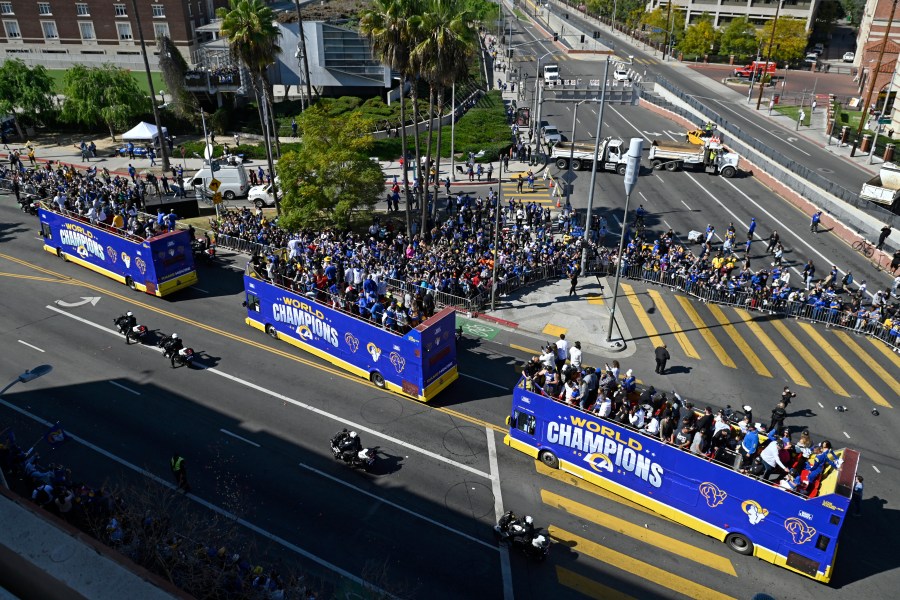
[{"left": 511, "top": 409, "right": 537, "bottom": 437}]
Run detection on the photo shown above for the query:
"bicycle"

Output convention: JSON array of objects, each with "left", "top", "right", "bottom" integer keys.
[{"left": 852, "top": 239, "right": 874, "bottom": 258}]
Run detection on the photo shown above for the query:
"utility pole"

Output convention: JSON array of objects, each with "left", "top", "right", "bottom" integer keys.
[
  {"left": 293, "top": 0, "right": 313, "bottom": 106},
  {"left": 755, "top": 0, "right": 783, "bottom": 111},
  {"left": 852, "top": 0, "right": 898, "bottom": 156},
  {"left": 491, "top": 160, "right": 503, "bottom": 310},
  {"left": 130, "top": 0, "right": 169, "bottom": 171},
  {"left": 662, "top": 0, "right": 673, "bottom": 61}
]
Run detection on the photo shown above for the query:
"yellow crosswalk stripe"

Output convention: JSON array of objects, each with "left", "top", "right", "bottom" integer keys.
[
  {"left": 733, "top": 308, "right": 810, "bottom": 388},
  {"left": 620, "top": 283, "right": 664, "bottom": 348},
  {"left": 706, "top": 304, "right": 772, "bottom": 377},
  {"left": 548, "top": 527, "right": 737, "bottom": 600},
  {"left": 542, "top": 490, "right": 737, "bottom": 576},
  {"left": 866, "top": 336, "right": 900, "bottom": 370},
  {"left": 509, "top": 343, "right": 539, "bottom": 355},
  {"left": 834, "top": 331, "right": 900, "bottom": 401},
  {"left": 535, "top": 461, "right": 658, "bottom": 518},
  {"left": 675, "top": 296, "right": 737, "bottom": 369},
  {"left": 647, "top": 289, "right": 700, "bottom": 359},
  {"left": 586, "top": 293, "right": 605, "bottom": 305},
  {"left": 797, "top": 323, "right": 892, "bottom": 408},
  {"left": 770, "top": 320, "right": 849, "bottom": 398},
  {"left": 557, "top": 566, "right": 635, "bottom": 600}
]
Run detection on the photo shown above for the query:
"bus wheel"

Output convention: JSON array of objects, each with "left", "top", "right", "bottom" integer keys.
[
  {"left": 370, "top": 371, "right": 386, "bottom": 388},
  {"left": 538, "top": 450, "right": 559, "bottom": 469},
  {"left": 126, "top": 277, "right": 137, "bottom": 291},
  {"left": 56, "top": 248, "right": 67, "bottom": 261},
  {"left": 725, "top": 533, "right": 754, "bottom": 555},
  {"left": 265, "top": 324, "right": 278, "bottom": 339}
]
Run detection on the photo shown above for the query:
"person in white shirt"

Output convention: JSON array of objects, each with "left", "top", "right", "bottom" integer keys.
[
  {"left": 539, "top": 347, "right": 556, "bottom": 371},
  {"left": 760, "top": 439, "right": 789, "bottom": 480},
  {"left": 554, "top": 334, "right": 570, "bottom": 372},
  {"left": 628, "top": 405, "right": 645, "bottom": 429},
  {"left": 594, "top": 396, "right": 612, "bottom": 418},
  {"left": 643, "top": 414, "right": 660, "bottom": 435},
  {"left": 569, "top": 341, "right": 583, "bottom": 371}
]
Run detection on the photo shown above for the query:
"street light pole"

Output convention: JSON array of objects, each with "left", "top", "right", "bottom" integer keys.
[
  {"left": 662, "top": 0, "right": 673, "bottom": 61},
  {"left": 755, "top": 0, "right": 783, "bottom": 110},
  {"left": 130, "top": 0, "right": 169, "bottom": 171},
  {"left": 565, "top": 100, "right": 588, "bottom": 211},
  {"left": 852, "top": 0, "right": 898, "bottom": 156},
  {"left": 491, "top": 159, "right": 503, "bottom": 310},
  {"left": 450, "top": 83, "right": 457, "bottom": 181},
  {"left": 0, "top": 365, "right": 53, "bottom": 490}
]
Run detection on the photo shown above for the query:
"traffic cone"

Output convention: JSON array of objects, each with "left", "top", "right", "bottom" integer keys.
[{"left": 556, "top": 197, "right": 561, "bottom": 208}]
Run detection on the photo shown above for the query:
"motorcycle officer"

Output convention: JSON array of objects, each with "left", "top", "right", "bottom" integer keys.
[
  {"left": 162, "top": 333, "right": 183, "bottom": 358},
  {"left": 339, "top": 431, "right": 362, "bottom": 462},
  {"left": 115, "top": 311, "right": 137, "bottom": 333},
  {"left": 509, "top": 515, "right": 536, "bottom": 545}
]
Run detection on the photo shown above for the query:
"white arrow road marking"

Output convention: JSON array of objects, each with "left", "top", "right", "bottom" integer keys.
[{"left": 55, "top": 296, "right": 101, "bottom": 308}]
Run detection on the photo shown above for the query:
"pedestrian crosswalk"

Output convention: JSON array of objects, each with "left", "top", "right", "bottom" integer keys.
[
  {"left": 616, "top": 284, "right": 897, "bottom": 409},
  {"left": 612, "top": 55, "right": 658, "bottom": 66},
  {"left": 500, "top": 174, "right": 558, "bottom": 206}
]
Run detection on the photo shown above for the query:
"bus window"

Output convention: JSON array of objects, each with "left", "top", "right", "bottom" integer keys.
[
  {"left": 40, "top": 222, "right": 52, "bottom": 239},
  {"left": 513, "top": 411, "right": 536, "bottom": 436},
  {"left": 244, "top": 292, "right": 260, "bottom": 312}
]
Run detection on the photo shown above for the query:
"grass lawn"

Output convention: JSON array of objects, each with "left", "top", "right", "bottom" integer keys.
[
  {"left": 46, "top": 69, "right": 167, "bottom": 96},
  {"left": 773, "top": 105, "right": 811, "bottom": 127}
]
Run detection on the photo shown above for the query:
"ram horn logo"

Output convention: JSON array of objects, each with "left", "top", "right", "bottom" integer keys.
[
  {"left": 295, "top": 325, "right": 313, "bottom": 340},
  {"left": 366, "top": 342, "right": 381, "bottom": 362},
  {"left": 107, "top": 246, "right": 117, "bottom": 263},
  {"left": 344, "top": 332, "right": 359, "bottom": 353},
  {"left": 741, "top": 500, "right": 769, "bottom": 525},
  {"left": 135, "top": 257, "right": 147, "bottom": 274},
  {"left": 77, "top": 245, "right": 89, "bottom": 259},
  {"left": 699, "top": 482, "right": 727, "bottom": 508},
  {"left": 583, "top": 452, "right": 614, "bottom": 473},
  {"left": 120, "top": 252, "right": 131, "bottom": 268},
  {"left": 389, "top": 351, "right": 406, "bottom": 373},
  {"left": 784, "top": 517, "right": 816, "bottom": 544}
]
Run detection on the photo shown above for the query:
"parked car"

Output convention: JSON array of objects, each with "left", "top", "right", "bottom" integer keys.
[
  {"left": 804, "top": 53, "right": 818, "bottom": 66},
  {"left": 541, "top": 125, "right": 562, "bottom": 145},
  {"left": 248, "top": 182, "right": 282, "bottom": 208},
  {"left": 613, "top": 67, "right": 631, "bottom": 82},
  {"left": 813, "top": 43, "right": 825, "bottom": 54},
  {"left": 843, "top": 51, "right": 855, "bottom": 63}
]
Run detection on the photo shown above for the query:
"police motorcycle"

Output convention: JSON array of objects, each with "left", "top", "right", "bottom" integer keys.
[
  {"left": 157, "top": 333, "right": 195, "bottom": 368},
  {"left": 191, "top": 232, "right": 216, "bottom": 262},
  {"left": 113, "top": 312, "right": 148, "bottom": 344},
  {"left": 494, "top": 511, "right": 550, "bottom": 561},
  {"left": 18, "top": 194, "right": 39, "bottom": 216},
  {"left": 330, "top": 429, "right": 376, "bottom": 471}
]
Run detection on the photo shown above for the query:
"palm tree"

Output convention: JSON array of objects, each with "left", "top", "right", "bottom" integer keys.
[
  {"left": 412, "top": 0, "right": 477, "bottom": 234},
  {"left": 217, "top": 0, "right": 282, "bottom": 212},
  {"left": 360, "top": 0, "right": 420, "bottom": 235}
]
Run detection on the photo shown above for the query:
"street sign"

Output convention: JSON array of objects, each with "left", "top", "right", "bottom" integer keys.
[
  {"left": 208, "top": 178, "right": 221, "bottom": 193},
  {"left": 560, "top": 170, "right": 577, "bottom": 184},
  {"left": 212, "top": 192, "right": 223, "bottom": 205}
]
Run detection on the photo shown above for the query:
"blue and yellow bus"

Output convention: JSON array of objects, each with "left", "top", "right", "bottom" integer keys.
[
  {"left": 505, "top": 378, "right": 859, "bottom": 583},
  {"left": 39, "top": 206, "right": 197, "bottom": 297},
  {"left": 243, "top": 269, "right": 458, "bottom": 402}
]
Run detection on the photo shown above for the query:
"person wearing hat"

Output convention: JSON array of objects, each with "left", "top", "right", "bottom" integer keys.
[
  {"left": 654, "top": 342, "right": 670, "bottom": 374},
  {"left": 781, "top": 386, "right": 796, "bottom": 408}
]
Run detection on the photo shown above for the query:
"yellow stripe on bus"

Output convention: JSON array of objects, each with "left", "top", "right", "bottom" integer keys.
[
  {"left": 620, "top": 283, "right": 664, "bottom": 348},
  {"left": 548, "top": 527, "right": 737, "bottom": 600},
  {"left": 675, "top": 296, "right": 737, "bottom": 368},
  {"left": 797, "top": 323, "right": 892, "bottom": 408},
  {"left": 542, "top": 490, "right": 737, "bottom": 576},
  {"left": 647, "top": 289, "right": 700, "bottom": 359},
  {"left": 834, "top": 331, "right": 900, "bottom": 399},
  {"left": 556, "top": 566, "right": 635, "bottom": 600},
  {"left": 706, "top": 304, "right": 772, "bottom": 377},
  {"left": 734, "top": 308, "right": 810, "bottom": 387},
  {"left": 770, "top": 320, "right": 850, "bottom": 397}
]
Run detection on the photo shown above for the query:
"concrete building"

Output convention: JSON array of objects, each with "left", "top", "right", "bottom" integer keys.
[
  {"left": 0, "top": 0, "right": 227, "bottom": 69},
  {"left": 645, "top": 0, "right": 820, "bottom": 29}
]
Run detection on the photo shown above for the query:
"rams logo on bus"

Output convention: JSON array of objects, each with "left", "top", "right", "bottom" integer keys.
[
  {"left": 699, "top": 482, "right": 727, "bottom": 508},
  {"left": 272, "top": 297, "right": 339, "bottom": 347},
  {"left": 741, "top": 499, "right": 769, "bottom": 525},
  {"left": 784, "top": 517, "right": 817, "bottom": 544},
  {"left": 344, "top": 332, "right": 359, "bottom": 353},
  {"left": 367, "top": 342, "right": 382, "bottom": 362},
  {"left": 296, "top": 325, "right": 313, "bottom": 341},
  {"left": 121, "top": 253, "right": 131, "bottom": 269},
  {"left": 584, "top": 452, "right": 614, "bottom": 473},
  {"left": 107, "top": 246, "right": 117, "bottom": 263},
  {"left": 389, "top": 351, "right": 406, "bottom": 373},
  {"left": 135, "top": 257, "right": 147, "bottom": 274}
]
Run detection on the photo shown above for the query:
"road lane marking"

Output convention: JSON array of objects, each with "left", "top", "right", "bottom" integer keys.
[
  {"left": 770, "top": 320, "right": 849, "bottom": 397},
  {"left": 109, "top": 381, "right": 140, "bottom": 396},
  {"left": 843, "top": 432, "right": 850, "bottom": 438},
  {"left": 534, "top": 462, "right": 658, "bottom": 518},
  {"left": 297, "top": 461, "right": 496, "bottom": 551},
  {"left": 509, "top": 343, "right": 538, "bottom": 355},
  {"left": 548, "top": 527, "right": 737, "bottom": 600},
  {"left": 873, "top": 465, "right": 881, "bottom": 473},
  {"left": 461, "top": 373, "right": 509, "bottom": 391},
  {"left": 674, "top": 296, "right": 736, "bottom": 368},
  {"left": 542, "top": 490, "right": 737, "bottom": 576},
  {"left": 733, "top": 308, "right": 810, "bottom": 388},
  {"left": 220, "top": 428, "right": 260, "bottom": 447},
  {"left": 797, "top": 323, "right": 892, "bottom": 408},
  {"left": 0, "top": 395, "right": 394, "bottom": 599},
  {"left": 647, "top": 290, "right": 700, "bottom": 359},
  {"left": 834, "top": 331, "right": 900, "bottom": 398},
  {"left": 620, "top": 283, "right": 664, "bottom": 348},
  {"left": 706, "top": 304, "right": 771, "bottom": 377},
  {"left": 487, "top": 429, "right": 514, "bottom": 600},
  {"left": 556, "top": 566, "right": 635, "bottom": 600},
  {"left": 45, "top": 304, "right": 495, "bottom": 479},
  {"left": 17, "top": 340, "right": 45, "bottom": 353},
  {"left": 193, "top": 287, "right": 210, "bottom": 293}
]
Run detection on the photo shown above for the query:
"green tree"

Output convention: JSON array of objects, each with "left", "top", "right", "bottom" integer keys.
[
  {"left": 60, "top": 65, "right": 150, "bottom": 140},
  {"left": 641, "top": 7, "right": 684, "bottom": 46},
  {"left": 719, "top": 16, "right": 758, "bottom": 59},
  {"left": 217, "top": 0, "right": 282, "bottom": 210},
  {"left": 814, "top": 0, "right": 843, "bottom": 36},
  {"left": 157, "top": 36, "right": 198, "bottom": 121},
  {"left": 757, "top": 17, "right": 808, "bottom": 64},
  {"left": 839, "top": 0, "right": 863, "bottom": 26},
  {"left": 0, "top": 59, "right": 56, "bottom": 137},
  {"left": 277, "top": 108, "right": 384, "bottom": 230},
  {"left": 678, "top": 14, "right": 719, "bottom": 56}
]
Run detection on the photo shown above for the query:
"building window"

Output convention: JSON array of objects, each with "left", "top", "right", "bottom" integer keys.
[
  {"left": 75, "top": 3, "right": 89, "bottom": 16},
  {"left": 37, "top": 2, "right": 51, "bottom": 15},
  {"left": 152, "top": 4, "right": 164, "bottom": 17},
  {"left": 114, "top": 3, "right": 126, "bottom": 17},
  {"left": 3, "top": 19, "right": 21, "bottom": 38},
  {"left": 0, "top": 3, "right": 13, "bottom": 15},
  {"left": 153, "top": 22, "right": 169, "bottom": 39},
  {"left": 187, "top": 3, "right": 191, "bottom": 16},
  {"left": 41, "top": 20, "right": 58, "bottom": 39},
  {"left": 78, "top": 21, "right": 94, "bottom": 40},
  {"left": 116, "top": 22, "right": 132, "bottom": 40}
]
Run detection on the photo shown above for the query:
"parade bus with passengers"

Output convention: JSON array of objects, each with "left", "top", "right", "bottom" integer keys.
[
  {"left": 38, "top": 205, "right": 197, "bottom": 297},
  {"left": 505, "top": 377, "right": 859, "bottom": 583},
  {"left": 242, "top": 265, "right": 458, "bottom": 402}
]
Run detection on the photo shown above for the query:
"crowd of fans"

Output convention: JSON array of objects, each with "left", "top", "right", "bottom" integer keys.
[{"left": 521, "top": 334, "right": 850, "bottom": 499}]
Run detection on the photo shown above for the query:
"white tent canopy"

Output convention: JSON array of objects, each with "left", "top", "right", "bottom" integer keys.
[{"left": 121, "top": 121, "right": 168, "bottom": 141}]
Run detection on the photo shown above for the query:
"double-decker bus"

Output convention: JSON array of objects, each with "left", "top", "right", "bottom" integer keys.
[
  {"left": 39, "top": 206, "right": 197, "bottom": 297},
  {"left": 505, "top": 378, "right": 859, "bottom": 583},
  {"left": 242, "top": 267, "right": 458, "bottom": 402}
]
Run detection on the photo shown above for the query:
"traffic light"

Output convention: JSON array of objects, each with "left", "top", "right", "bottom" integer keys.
[
  {"left": 553, "top": 32, "right": 558, "bottom": 42},
  {"left": 580, "top": 34, "right": 585, "bottom": 43},
  {"left": 593, "top": 31, "right": 599, "bottom": 39},
  {"left": 507, "top": 49, "right": 513, "bottom": 59}
]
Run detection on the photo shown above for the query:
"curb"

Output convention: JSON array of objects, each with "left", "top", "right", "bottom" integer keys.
[{"left": 472, "top": 312, "right": 520, "bottom": 328}]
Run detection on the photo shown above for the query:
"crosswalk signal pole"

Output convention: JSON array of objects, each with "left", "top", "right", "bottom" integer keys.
[
  {"left": 606, "top": 138, "right": 643, "bottom": 343},
  {"left": 491, "top": 160, "right": 503, "bottom": 311}
]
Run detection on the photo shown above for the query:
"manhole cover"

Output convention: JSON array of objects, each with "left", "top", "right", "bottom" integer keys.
[
  {"left": 442, "top": 425, "right": 484, "bottom": 457},
  {"left": 444, "top": 480, "right": 495, "bottom": 520},
  {"left": 359, "top": 395, "right": 405, "bottom": 425}
]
